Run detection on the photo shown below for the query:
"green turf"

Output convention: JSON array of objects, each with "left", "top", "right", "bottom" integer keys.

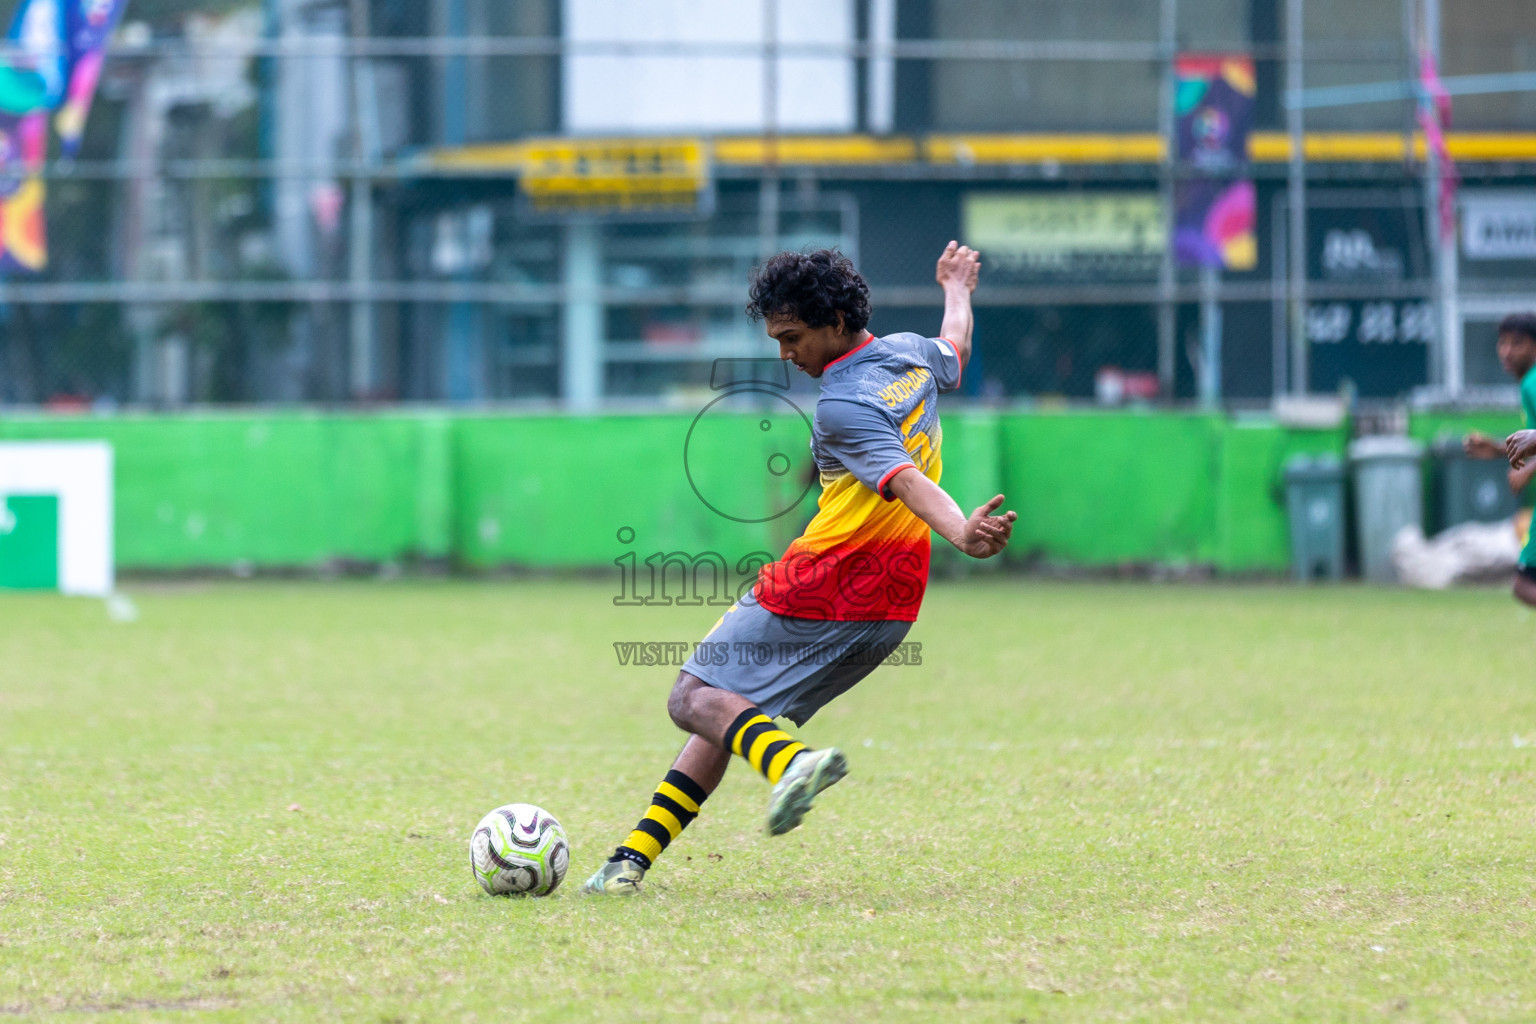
[{"left": 2, "top": 579, "right": 1535, "bottom": 1022}]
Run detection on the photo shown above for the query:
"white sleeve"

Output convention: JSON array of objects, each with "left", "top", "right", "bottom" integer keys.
[{"left": 918, "top": 336, "right": 963, "bottom": 392}]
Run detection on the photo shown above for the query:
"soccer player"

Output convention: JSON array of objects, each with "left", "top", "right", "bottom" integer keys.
[
  {"left": 582, "top": 242, "right": 1016, "bottom": 895},
  {"left": 1466, "top": 312, "right": 1536, "bottom": 606}
]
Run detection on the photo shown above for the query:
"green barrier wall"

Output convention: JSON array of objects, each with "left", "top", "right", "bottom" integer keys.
[
  {"left": 0, "top": 409, "right": 1350, "bottom": 574},
  {"left": 452, "top": 413, "right": 819, "bottom": 570},
  {"left": 1000, "top": 411, "right": 1222, "bottom": 566},
  {"left": 994, "top": 411, "right": 1347, "bottom": 571},
  {"left": 0, "top": 414, "right": 429, "bottom": 567},
  {"left": 1408, "top": 410, "right": 1527, "bottom": 447}
]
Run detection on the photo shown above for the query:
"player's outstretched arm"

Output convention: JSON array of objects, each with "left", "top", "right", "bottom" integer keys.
[
  {"left": 936, "top": 241, "right": 980, "bottom": 369},
  {"left": 886, "top": 468, "right": 1016, "bottom": 559},
  {"left": 1506, "top": 429, "right": 1536, "bottom": 469},
  {"left": 1465, "top": 431, "right": 1503, "bottom": 459}
]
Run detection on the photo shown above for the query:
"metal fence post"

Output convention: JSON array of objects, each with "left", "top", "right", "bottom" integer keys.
[
  {"left": 347, "top": 0, "right": 375, "bottom": 400},
  {"left": 1156, "top": 0, "right": 1177, "bottom": 400},
  {"left": 561, "top": 220, "right": 602, "bottom": 413},
  {"left": 1287, "top": 0, "right": 1309, "bottom": 396}
]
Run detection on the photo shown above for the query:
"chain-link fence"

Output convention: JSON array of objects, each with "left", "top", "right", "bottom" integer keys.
[{"left": 1, "top": 0, "right": 1534, "bottom": 410}]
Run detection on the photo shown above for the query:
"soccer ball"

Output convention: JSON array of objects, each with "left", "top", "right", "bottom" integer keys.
[{"left": 469, "top": 803, "right": 570, "bottom": 897}]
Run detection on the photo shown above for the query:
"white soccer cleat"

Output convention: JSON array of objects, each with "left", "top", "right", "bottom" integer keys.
[
  {"left": 580, "top": 858, "right": 646, "bottom": 896},
  {"left": 767, "top": 747, "right": 848, "bottom": 836}
]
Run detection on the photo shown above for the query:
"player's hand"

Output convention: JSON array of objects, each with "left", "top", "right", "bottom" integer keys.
[
  {"left": 959, "top": 494, "right": 1016, "bottom": 559},
  {"left": 1464, "top": 431, "right": 1503, "bottom": 459},
  {"left": 936, "top": 240, "right": 980, "bottom": 294},
  {"left": 1506, "top": 429, "right": 1536, "bottom": 469}
]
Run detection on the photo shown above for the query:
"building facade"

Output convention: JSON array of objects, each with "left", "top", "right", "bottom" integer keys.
[
  {"left": 6, "top": 0, "right": 1531, "bottom": 409},
  {"left": 359, "top": 0, "right": 1536, "bottom": 408}
]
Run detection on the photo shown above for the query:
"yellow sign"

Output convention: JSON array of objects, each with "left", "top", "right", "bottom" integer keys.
[
  {"left": 964, "top": 192, "right": 1165, "bottom": 277},
  {"left": 518, "top": 138, "right": 711, "bottom": 216}
]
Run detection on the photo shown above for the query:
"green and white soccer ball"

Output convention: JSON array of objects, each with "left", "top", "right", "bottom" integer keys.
[{"left": 469, "top": 803, "right": 570, "bottom": 897}]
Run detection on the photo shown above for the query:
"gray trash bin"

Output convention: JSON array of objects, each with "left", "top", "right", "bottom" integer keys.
[
  {"left": 1431, "top": 437, "right": 1518, "bottom": 530},
  {"left": 1283, "top": 454, "right": 1346, "bottom": 581},
  {"left": 1349, "top": 435, "right": 1426, "bottom": 584}
]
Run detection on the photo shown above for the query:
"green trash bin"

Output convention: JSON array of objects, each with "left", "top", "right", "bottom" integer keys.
[
  {"left": 1283, "top": 454, "right": 1346, "bottom": 582},
  {"left": 1430, "top": 437, "right": 1518, "bottom": 530}
]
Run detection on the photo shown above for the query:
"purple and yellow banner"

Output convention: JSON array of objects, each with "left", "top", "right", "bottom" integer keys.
[
  {"left": 56, "top": 0, "right": 130, "bottom": 156},
  {"left": 0, "top": 0, "right": 126, "bottom": 273},
  {"left": 0, "top": 0, "right": 67, "bottom": 274},
  {"left": 1173, "top": 54, "right": 1256, "bottom": 271},
  {"left": 0, "top": 111, "right": 49, "bottom": 273},
  {"left": 0, "top": 0, "right": 68, "bottom": 115}
]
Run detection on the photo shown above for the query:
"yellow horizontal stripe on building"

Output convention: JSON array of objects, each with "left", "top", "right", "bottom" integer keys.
[
  {"left": 926, "top": 133, "right": 1167, "bottom": 164},
  {"left": 934, "top": 132, "right": 1536, "bottom": 164},
  {"left": 521, "top": 177, "right": 702, "bottom": 194},
  {"left": 1445, "top": 134, "right": 1536, "bottom": 160},
  {"left": 923, "top": 132, "right": 1536, "bottom": 164},
  {"left": 1245, "top": 133, "right": 1290, "bottom": 161},
  {"left": 1247, "top": 132, "right": 1536, "bottom": 162},
  {"left": 1247, "top": 131, "right": 1407, "bottom": 161},
  {"left": 713, "top": 134, "right": 919, "bottom": 165},
  {"left": 425, "top": 141, "right": 530, "bottom": 170},
  {"left": 421, "top": 132, "right": 1536, "bottom": 173}
]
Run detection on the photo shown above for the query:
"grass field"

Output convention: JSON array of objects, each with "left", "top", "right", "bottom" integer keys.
[{"left": 3, "top": 578, "right": 1535, "bottom": 1022}]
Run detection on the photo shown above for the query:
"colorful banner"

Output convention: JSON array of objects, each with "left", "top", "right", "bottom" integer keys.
[
  {"left": 0, "top": 0, "right": 68, "bottom": 115},
  {"left": 1173, "top": 178, "right": 1255, "bottom": 271},
  {"left": 0, "top": 0, "right": 65, "bottom": 272},
  {"left": 0, "top": 111, "right": 49, "bottom": 272},
  {"left": 1173, "top": 54, "right": 1256, "bottom": 270},
  {"left": 0, "top": 0, "right": 125, "bottom": 273},
  {"left": 56, "top": 0, "right": 130, "bottom": 156}
]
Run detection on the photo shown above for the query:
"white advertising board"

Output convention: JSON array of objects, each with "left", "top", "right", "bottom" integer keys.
[
  {"left": 1463, "top": 195, "right": 1536, "bottom": 261},
  {"left": 563, "top": 0, "right": 855, "bottom": 134}
]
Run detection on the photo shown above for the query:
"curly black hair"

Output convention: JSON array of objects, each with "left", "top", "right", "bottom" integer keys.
[
  {"left": 1499, "top": 312, "right": 1536, "bottom": 345},
  {"left": 745, "top": 249, "right": 871, "bottom": 336}
]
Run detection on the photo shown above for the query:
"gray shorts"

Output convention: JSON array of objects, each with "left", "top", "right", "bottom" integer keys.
[{"left": 680, "top": 598, "right": 912, "bottom": 727}]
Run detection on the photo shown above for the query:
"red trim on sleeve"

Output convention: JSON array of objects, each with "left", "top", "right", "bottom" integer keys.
[
  {"left": 877, "top": 463, "right": 918, "bottom": 501},
  {"left": 824, "top": 332, "right": 877, "bottom": 371}
]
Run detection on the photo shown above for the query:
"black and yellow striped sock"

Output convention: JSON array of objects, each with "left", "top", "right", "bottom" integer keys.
[
  {"left": 723, "top": 708, "right": 809, "bottom": 785},
  {"left": 610, "top": 769, "right": 709, "bottom": 870}
]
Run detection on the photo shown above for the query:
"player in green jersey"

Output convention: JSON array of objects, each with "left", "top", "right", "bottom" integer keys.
[{"left": 1470, "top": 313, "right": 1536, "bottom": 606}]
